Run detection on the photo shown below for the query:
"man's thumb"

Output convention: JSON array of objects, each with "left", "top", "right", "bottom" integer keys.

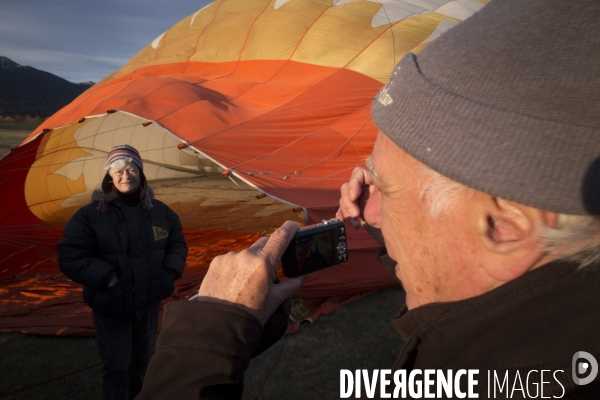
[{"left": 271, "top": 276, "right": 304, "bottom": 305}]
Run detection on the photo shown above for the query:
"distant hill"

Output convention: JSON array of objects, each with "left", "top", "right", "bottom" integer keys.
[{"left": 0, "top": 56, "right": 94, "bottom": 118}]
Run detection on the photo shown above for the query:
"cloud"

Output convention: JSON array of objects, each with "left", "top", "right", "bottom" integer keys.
[{"left": 0, "top": 0, "right": 211, "bottom": 82}]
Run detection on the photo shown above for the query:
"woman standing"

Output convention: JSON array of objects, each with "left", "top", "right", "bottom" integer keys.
[{"left": 58, "top": 144, "right": 188, "bottom": 400}]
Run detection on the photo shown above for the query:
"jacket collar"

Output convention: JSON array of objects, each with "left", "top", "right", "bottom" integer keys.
[{"left": 392, "top": 259, "right": 583, "bottom": 341}]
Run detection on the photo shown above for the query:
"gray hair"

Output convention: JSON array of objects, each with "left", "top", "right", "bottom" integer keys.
[
  {"left": 418, "top": 165, "right": 470, "bottom": 219},
  {"left": 105, "top": 158, "right": 136, "bottom": 173},
  {"left": 418, "top": 165, "right": 600, "bottom": 267},
  {"left": 540, "top": 215, "right": 600, "bottom": 268}
]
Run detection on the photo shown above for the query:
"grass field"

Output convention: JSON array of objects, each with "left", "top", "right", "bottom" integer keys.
[
  {"left": 0, "top": 285, "right": 405, "bottom": 399},
  {"left": 0, "top": 129, "right": 31, "bottom": 160},
  {"left": 0, "top": 121, "right": 40, "bottom": 132},
  {"left": 242, "top": 286, "right": 406, "bottom": 400},
  {"left": 0, "top": 333, "right": 102, "bottom": 399}
]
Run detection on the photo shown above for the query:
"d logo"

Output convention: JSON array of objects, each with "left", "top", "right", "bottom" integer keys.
[{"left": 572, "top": 351, "right": 598, "bottom": 385}]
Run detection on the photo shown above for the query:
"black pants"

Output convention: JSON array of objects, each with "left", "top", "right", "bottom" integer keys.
[{"left": 93, "top": 304, "right": 160, "bottom": 400}]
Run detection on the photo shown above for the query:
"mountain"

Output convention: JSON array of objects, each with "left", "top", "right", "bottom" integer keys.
[{"left": 0, "top": 56, "right": 94, "bottom": 118}]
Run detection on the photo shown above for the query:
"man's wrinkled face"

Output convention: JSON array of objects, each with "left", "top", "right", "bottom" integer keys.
[
  {"left": 366, "top": 131, "right": 496, "bottom": 309},
  {"left": 109, "top": 161, "right": 141, "bottom": 193}
]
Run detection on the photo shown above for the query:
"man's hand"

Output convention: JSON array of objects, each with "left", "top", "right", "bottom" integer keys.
[
  {"left": 193, "top": 221, "right": 304, "bottom": 325},
  {"left": 336, "top": 166, "right": 384, "bottom": 246}
]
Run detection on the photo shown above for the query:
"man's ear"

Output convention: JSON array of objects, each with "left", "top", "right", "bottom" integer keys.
[{"left": 478, "top": 198, "right": 556, "bottom": 281}]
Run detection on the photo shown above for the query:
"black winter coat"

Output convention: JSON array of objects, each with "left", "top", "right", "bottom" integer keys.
[{"left": 58, "top": 189, "right": 188, "bottom": 317}]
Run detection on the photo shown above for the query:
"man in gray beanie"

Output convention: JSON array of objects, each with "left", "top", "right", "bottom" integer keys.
[
  {"left": 336, "top": 0, "right": 600, "bottom": 396},
  {"left": 137, "top": 0, "right": 600, "bottom": 398}
]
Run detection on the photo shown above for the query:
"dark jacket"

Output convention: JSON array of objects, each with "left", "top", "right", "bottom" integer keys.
[
  {"left": 392, "top": 259, "right": 600, "bottom": 398},
  {"left": 58, "top": 188, "right": 188, "bottom": 317},
  {"left": 137, "top": 258, "right": 600, "bottom": 399}
]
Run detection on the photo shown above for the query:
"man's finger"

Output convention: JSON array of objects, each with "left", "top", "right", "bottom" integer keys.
[
  {"left": 340, "top": 185, "right": 360, "bottom": 219},
  {"left": 271, "top": 276, "right": 305, "bottom": 304},
  {"left": 249, "top": 236, "right": 269, "bottom": 249},
  {"left": 260, "top": 221, "right": 300, "bottom": 268},
  {"left": 348, "top": 167, "right": 371, "bottom": 200},
  {"left": 256, "top": 276, "right": 306, "bottom": 324}
]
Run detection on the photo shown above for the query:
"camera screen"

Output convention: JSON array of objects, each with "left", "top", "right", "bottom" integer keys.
[{"left": 293, "top": 231, "right": 334, "bottom": 274}]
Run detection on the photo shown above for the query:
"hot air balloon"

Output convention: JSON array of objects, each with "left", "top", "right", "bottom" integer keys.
[{"left": 0, "top": 0, "right": 486, "bottom": 335}]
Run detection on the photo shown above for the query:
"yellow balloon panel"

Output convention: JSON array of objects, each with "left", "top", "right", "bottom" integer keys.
[
  {"left": 104, "top": 0, "right": 484, "bottom": 84},
  {"left": 346, "top": 13, "right": 459, "bottom": 82}
]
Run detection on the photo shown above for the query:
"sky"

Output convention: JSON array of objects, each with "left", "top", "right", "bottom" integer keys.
[{"left": 0, "top": 0, "right": 213, "bottom": 83}]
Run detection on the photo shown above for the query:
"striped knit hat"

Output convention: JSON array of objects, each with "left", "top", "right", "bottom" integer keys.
[
  {"left": 106, "top": 144, "right": 143, "bottom": 170},
  {"left": 98, "top": 144, "right": 152, "bottom": 212}
]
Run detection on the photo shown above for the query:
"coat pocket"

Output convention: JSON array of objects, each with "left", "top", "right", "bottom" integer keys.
[
  {"left": 92, "top": 279, "right": 131, "bottom": 316},
  {"left": 159, "top": 269, "right": 175, "bottom": 300}
]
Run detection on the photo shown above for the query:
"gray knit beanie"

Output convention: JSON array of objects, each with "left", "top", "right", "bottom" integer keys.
[{"left": 372, "top": 0, "right": 600, "bottom": 215}]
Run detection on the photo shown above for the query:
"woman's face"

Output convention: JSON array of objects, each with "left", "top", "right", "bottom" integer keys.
[{"left": 109, "top": 161, "right": 141, "bottom": 193}]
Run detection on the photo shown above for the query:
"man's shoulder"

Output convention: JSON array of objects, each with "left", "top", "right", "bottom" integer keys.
[
  {"left": 406, "top": 260, "right": 600, "bottom": 368},
  {"left": 398, "top": 261, "right": 600, "bottom": 398},
  {"left": 459, "top": 261, "right": 599, "bottom": 357}
]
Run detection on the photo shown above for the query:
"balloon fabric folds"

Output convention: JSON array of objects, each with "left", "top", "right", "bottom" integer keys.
[{"left": 0, "top": 0, "right": 486, "bottom": 335}]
